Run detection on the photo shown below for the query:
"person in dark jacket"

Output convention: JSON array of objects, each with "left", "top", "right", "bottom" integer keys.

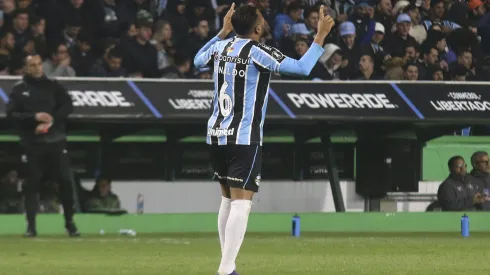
[
  {"left": 437, "top": 156, "right": 484, "bottom": 211},
  {"left": 468, "top": 151, "right": 490, "bottom": 210},
  {"left": 5, "top": 54, "right": 80, "bottom": 237},
  {"left": 160, "top": 52, "right": 191, "bottom": 79},
  {"left": 90, "top": 46, "right": 126, "bottom": 77}
]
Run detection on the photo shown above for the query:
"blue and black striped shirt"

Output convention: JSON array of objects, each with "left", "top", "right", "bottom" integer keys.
[{"left": 194, "top": 35, "right": 324, "bottom": 145}]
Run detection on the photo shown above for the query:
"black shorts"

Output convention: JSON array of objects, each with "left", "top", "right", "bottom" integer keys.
[{"left": 210, "top": 144, "right": 262, "bottom": 193}]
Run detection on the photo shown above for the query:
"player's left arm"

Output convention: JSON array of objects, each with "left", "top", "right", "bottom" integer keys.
[{"left": 250, "top": 44, "right": 324, "bottom": 76}]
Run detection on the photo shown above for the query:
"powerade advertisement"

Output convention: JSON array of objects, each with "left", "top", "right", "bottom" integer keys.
[{"left": 2, "top": 78, "right": 489, "bottom": 121}]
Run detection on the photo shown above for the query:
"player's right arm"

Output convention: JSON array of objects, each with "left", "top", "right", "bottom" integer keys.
[
  {"left": 193, "top": 36, "right": 221, "bottom": 68},
  {"left": 194, "top": 3, "right": 236, "bottom": 68}
]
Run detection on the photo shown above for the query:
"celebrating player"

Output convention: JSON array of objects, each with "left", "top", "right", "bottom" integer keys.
[{"left": 194, "top": 3, "right": 335, "bottom": 275}]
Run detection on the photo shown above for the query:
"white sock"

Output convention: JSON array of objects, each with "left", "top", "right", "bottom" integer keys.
[
  {"left": 218, "top": 200, "right": 252, "bottom": 274},
  {"left": 218, "top": 196, "right": 231, "bottom": 254}
]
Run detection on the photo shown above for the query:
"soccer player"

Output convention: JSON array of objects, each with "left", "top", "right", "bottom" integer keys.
[{"left": 194, "top": 4, "right": 335, "bottom": 275}]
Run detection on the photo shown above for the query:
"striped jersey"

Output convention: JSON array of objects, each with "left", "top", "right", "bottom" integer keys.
[{"left": 194, "top": 35, "right": 325, "bottom": 146}]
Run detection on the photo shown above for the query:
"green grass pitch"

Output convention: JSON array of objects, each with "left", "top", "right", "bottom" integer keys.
[{"left": 0, "top": 232, "right": 488, "bottom": 275}]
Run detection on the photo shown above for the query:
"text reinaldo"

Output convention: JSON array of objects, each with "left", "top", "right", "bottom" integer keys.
[{"left": 287, "top": 93, "right": 397, "bottom": 109}]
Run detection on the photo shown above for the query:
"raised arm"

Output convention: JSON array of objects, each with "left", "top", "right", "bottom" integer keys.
[
  {"left": 194, "top": 3, "right": 236, "bottom": 68},
  {"left": 250, "top": 43, "right": 324, "bottom": 76},
  {"left": 194, "top": 36, "right": 222, "bottom": 68},
  {"left": 250, "top": 5, "right": 335, "bottom": 76}
]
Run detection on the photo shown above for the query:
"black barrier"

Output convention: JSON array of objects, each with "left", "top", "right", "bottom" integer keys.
[
  {"left": 2, "top": 77, "right": 490, "bottom": 212},
  {"left": 1, "top": 78, "right": 490, "bottom": 121}
]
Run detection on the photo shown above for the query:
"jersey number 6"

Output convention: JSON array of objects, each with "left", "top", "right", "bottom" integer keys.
[{"left": 219, "top": 81, "right": 232, "bottom": 117}]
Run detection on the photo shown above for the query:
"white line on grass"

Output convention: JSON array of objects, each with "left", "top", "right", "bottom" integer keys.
[{"left": 33, "top": 238, "right": 191, "bottom": 245}]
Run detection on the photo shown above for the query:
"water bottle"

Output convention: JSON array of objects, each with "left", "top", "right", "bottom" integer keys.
[
  {"left": 461, "top": 214, "right": 469, "bottom": 238},
  {"left": 292, "top": 214, "right": 300, "bottom": 237},
  {"left": 137, "top": 193, "right": 144, "bottom": 214}
]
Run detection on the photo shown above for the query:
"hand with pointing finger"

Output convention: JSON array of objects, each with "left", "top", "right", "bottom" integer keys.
[{"left": 317, "top": 5, "right": 336, "bottom": 38}]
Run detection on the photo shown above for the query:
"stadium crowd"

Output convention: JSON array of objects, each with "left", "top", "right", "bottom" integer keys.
[{"left": 0, "top": 0, "right": 489, "bottom": 80}]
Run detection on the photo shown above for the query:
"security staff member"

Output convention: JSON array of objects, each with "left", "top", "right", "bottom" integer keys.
[
  {"left": 437, "top": 156, "right": 484, "bottom": 211},
  {"left": 6, "top": 54, "right": 80, "bottom": 237}
]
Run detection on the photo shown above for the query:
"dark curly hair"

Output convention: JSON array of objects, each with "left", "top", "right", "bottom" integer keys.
[{"left": 231, "top": 5, "right": 259, "bottom": 36}]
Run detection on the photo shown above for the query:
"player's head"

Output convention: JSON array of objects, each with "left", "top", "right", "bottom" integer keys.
[{"left": 231, "top": 5, "right": 265, "bottom": 39}]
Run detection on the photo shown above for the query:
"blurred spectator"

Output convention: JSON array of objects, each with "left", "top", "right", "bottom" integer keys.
[
  {"left": 426, "top": 29, "right": 455, "bottom": 65},
  {"left": 0, "top": 30, "right": 15, "bottom": 62},
  {"left": 151, "top": 20, "right": 174, "bottom": 70},
  {"left": 453, "top": 49, "right": 475, "bottom": 79},
  {"left": 471, "top": 0, "right": 490, "bottom": 55},
  {"left": 254, "top": 0, "right": 275, "bottom": 33},
  {"left": 383, "top": 56, "right": 405, "bottom": 80},
  {"left": 404, "top": 42, "right": 420, "bottom": 62},
  {"left": 416, "top": 42, "right": 438, "bottom": 79},
  {"left": 338, "top": 21, "right": 359, "bottom": 79},
  {"left": 311, "top": 43, "right": 343, "bottom": 80},
  {"left": 161, "top": 52, "right": 191, "bottom": 78},
  {"left": 0, "top": 170, "right": 23, "bottom": 214},
  {"left": 403, "top": 61, "right": 418, "bottom": 80},
  {"left": 402, "top": 4, "right": 426, "bottom": 44},
  {"left": 349, "top": 2, "right": 375, "bottom": 45},
  {"left": 355, "top": 54, "right": 379, "bottom": 79},
  {"left": 328, "top": 0, "right": 354, "bottom": 23},
  {"left": 385, "top": 13, "right": 418, "bottom": 57},
  {"left": 10, "top": 9, "right": 32, "bottom": 53},
  {"left": 30, "top": 16, "right": 47, "bottom": 58},
  {"left": 85, "top": 178, "right": 121, "bottom": 211},
  {"left": 361, "top": 22, "right": 387, "bottom": 73},
  {"left": 427, "top": 64, "right": 444, "bottom": 80},
  {"left": 70, "top": 30, "right": 96, "bottom": 76},
  {"left": 60, "top": 13, "right": 83, "bottom": 50},
  {"left": 101, "top": 0, "right": 133, "bottom": 38},
  {"left": 90, "top": 45, "right": 126, "bottom": 77},
  {"left": 122, "top": 10, "right": 158, "bottom": 77},
  {"left": 0, "top": 0, "right": 486, "bottom": 80},
  {"left": 163, "top": 0, "right": 191, "bottom": 47},
  {"left": 374, "top": 0, "right": 393, "bottom": 33},
  {"left": 303, "top": 6, "right": 319, "bottom": 43},
  {"left": 421, "top": 0, "right": 460, "bottom": 32},
  {"left": 182, "top": 18, "right": 210, "bottom": 63},
  {"left": 451, "top": 63, "right": 469, "bottom": 81},
  {"left": 43, "top": 42, "right": 76, "bottom": 77},
  {"left": 1, "top": 0, "right": 15, "bottom": 30},
  {"left": 274, "top": 1, "right": 303, "bottom": 41}
]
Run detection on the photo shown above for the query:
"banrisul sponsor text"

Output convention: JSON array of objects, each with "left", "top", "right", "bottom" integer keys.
[
  {"left": 431, "top": 92, "right": 490, "bottom": 111},
  {"left": 287, "top": 93, "right": 397, "bottom": 109}
]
